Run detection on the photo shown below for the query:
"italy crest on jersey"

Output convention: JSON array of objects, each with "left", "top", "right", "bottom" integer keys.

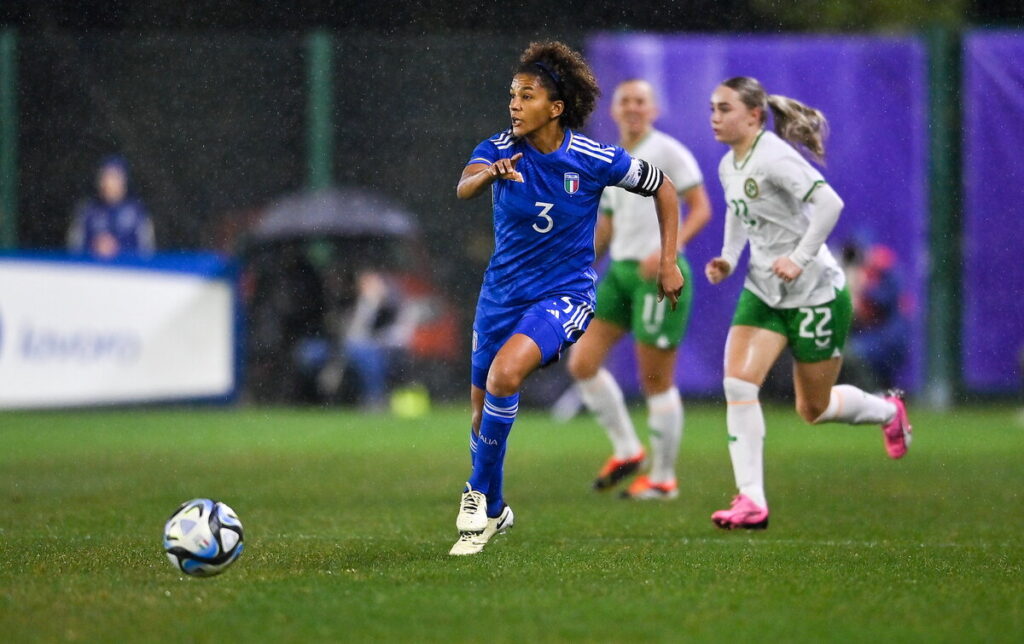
[{"left": 564, "top": 172, "right": 580, "bottom": 194}]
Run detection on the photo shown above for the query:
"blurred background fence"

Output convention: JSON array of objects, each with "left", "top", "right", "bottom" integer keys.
[
  {"left": 3, "top": 30, "right": 573, "bottom": 319},
  {"left": 0, "top": 20, "right": 1022, "bottom": 405}
]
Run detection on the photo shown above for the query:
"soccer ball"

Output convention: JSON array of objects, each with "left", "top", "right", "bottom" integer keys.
[{"left": 163, "top": 498, "right": 244, "bottom": 577}]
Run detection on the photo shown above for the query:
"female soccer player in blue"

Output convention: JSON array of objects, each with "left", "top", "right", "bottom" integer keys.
[{"left": 449, "top": 42, "right": 685, "bottom": 555}]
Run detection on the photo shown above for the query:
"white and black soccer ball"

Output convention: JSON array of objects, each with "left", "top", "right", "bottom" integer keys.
[{"left": 163, "top": 498, "right": 244, "bottom": 577}]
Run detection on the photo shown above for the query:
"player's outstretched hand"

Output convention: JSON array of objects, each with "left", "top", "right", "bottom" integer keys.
[
  {"left": 771, "top": 256, "right": 803, "bottom": 283},
  {"left": 657, "top": 263, "right": 685, "bottom": 311},
  {"left": 705, "top": 257, "right": 732, "bottom": 285},
  {"left": 489, "top": 152, "right": 524, "bottom": 183}
]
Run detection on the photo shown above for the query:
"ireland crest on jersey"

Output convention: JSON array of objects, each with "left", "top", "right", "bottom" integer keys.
[
  {"left": 564, "top": 172, "right": 580, "bottom": 194},
  {"left": 744, "top": 178, "right": 759, "bottom": 198}
]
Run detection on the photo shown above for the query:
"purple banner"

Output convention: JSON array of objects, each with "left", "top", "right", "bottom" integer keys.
[
  {"left": 585, "top": 33, "right": 929, "bottom": 397},
  {"left": 963, "top": 31, "right": 1024, "bottom": 394}
]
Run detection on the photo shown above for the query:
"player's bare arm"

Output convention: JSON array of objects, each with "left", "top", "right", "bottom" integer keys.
[
  {"left": 652, "top": 177, "right": 684, "bottom": 308},
  {"left": 456, "top": 153, "right": 524, "bottom": 200}
]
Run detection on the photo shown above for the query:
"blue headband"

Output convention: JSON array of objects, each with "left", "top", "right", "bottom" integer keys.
[{"left": 533, "top": 62, "right": 562, "bottom": 93}]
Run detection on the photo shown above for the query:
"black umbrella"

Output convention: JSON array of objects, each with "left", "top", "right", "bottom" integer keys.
[{"left": 250, "top": 187, "right": 419, "bottom": 242}]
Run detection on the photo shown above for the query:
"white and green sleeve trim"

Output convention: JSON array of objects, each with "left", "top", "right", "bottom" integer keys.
[{"left": 801, "top": 180, "right": 826, "bottom": 202}]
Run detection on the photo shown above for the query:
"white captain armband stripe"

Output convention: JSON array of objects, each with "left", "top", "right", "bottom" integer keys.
[
  {"left": 468, "top": 157, "right": 493, "bottom": 166},
  {"left": 617, "top": 158, "right": 665, "bottom": 197}
]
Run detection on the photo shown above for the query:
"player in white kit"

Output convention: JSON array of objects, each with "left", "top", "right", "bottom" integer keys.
[
  {"left": 705, "top": 76, "right": 912, "bottom": 529},
  {"left": 569, "top": 80, "right": 711, "bottom": 500}
]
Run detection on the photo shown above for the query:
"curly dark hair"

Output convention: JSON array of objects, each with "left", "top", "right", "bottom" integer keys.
[{"left": 516, "top": 41, "right": 600, "bottom": 131}]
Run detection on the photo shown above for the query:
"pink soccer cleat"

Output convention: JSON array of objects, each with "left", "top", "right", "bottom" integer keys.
[
  {"left": 711, "top": 494, "right": 769, "bottom": 530},
  {"left": 882, "top": 389, "right": 912, "bottom": 459}
]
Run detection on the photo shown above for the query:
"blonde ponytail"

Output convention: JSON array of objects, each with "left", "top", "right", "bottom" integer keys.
[
  {"left": 720, "top": 77, "right": 830, "bottom": 164},
  {"left": 766, "top": 94, "right": 829, "bottom": 163}
]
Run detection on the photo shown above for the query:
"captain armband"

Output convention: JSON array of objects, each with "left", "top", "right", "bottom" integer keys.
[{"left": 616, "top": 158, "right": 665, "bottom": 198}]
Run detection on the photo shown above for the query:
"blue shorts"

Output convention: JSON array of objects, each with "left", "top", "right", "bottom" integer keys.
[{"left": 471, "top": 294, "right": 594, "bottom": 389}]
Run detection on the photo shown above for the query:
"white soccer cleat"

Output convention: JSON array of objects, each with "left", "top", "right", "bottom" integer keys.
[
  {"left": 455, "top": 484, "right": 488, "bottom": 533},
  {"left": 449, "top": 505, "right": 514, "bottom": 556}
]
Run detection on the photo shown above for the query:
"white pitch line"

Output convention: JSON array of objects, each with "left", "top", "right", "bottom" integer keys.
[
  {"left": 259, "top": 533, "right": 1018, "bottom": 551},
  {"left": 27, "top": 532, "right": 1014, "bottom": 551}
]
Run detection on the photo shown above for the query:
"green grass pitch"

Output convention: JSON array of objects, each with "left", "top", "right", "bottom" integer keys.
[{"left": 2, "top": 403, "right": 1022, "bottom": 642}]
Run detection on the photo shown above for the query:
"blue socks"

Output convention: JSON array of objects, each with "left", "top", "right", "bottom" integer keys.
[
  {"left": 486, "top": 443, "right": 507, "bottom": 518},
  {"left": 468, "top": 426, "right": 508, "bottom": 518},
  {"left": 467, "top": 392, "right": 519, "bottom": 517}
]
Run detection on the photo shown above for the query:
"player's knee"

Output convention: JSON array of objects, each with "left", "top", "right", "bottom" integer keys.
[
  {"left": 723, "top": 376, "right": 759, "bottom": 403},
  {"left": 567, "top": 350, "right": 596, "bottom": 381},
  {"left": 486, "top": 363, "right": 524, "bottom": 397},
  {"left": 796, "top": 398, "right": 827, "bottom": 424},
  {"left": 641, "top": 372, "right": 673, "bottom": 396},
  {"left": 724, "top": 367, "right": 763, "bottom": 387},
  {"left": 471, "top": 410, "right": 482, "bottom": 433}
]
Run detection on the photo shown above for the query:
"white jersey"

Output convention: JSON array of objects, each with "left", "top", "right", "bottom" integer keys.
[
  {"left": 718, "top": 130, "right": 845, "bottom": 309},
  {"left": 599, "top": 129, "right": 703, "bottom": 261}
]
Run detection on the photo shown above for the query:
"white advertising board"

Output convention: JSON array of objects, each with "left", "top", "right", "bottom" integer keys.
[{"left": 0, "top": 256, "right": 236, "bottom": 408}]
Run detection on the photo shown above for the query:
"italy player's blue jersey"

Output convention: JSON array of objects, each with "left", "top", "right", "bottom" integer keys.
[{"left": 467, "top": 129, "right": 635, "bottom": 307}]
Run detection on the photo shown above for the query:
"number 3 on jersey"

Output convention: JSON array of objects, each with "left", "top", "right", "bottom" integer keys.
[{"left": 533, "top": 202, "right": 554, "bottom": 234}]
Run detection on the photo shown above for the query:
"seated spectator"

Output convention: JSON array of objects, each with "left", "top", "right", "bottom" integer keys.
[
  {"left": 847, "top": 243, "right": 910, "bottom": 390},
  {"left": 340, "top": 270, "right": 425, "bottom": 410},
  {"left": 67, "top": 155, "right": 155, "bottom": 258}
]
